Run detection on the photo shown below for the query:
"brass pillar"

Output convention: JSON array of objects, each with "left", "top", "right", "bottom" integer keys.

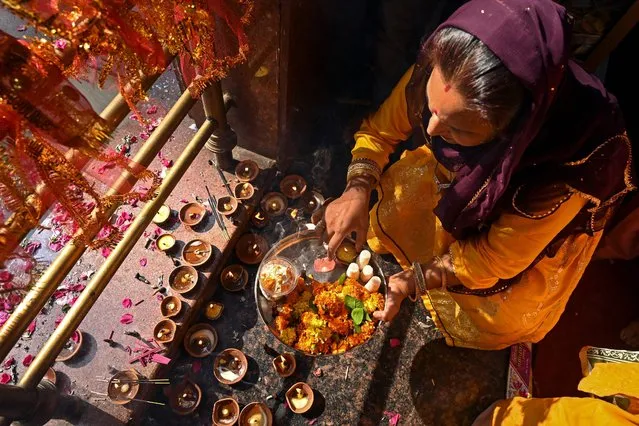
[
  {"left": 19, "top": 118, "right": 216, "bottom": 388},
  {"left": 0, "top": 381, "right": 75, "bottom": 426},
  {"left": 202, "top": 81, "right": 237, "bottom": 170},
  {"left": 0, "top": 88, "right": 198, "bottom": 363}
]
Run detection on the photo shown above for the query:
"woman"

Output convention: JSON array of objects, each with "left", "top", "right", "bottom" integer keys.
[{"left": 324, "top": 0, "right": 635, "bottom": 350}]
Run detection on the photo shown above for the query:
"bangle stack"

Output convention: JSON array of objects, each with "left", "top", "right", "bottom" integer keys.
[
  {"left": 346, "top": 158, "right": 381, "bottom": 186},
  {"left": 410, "top": 261, "right": 427, "bottom": 302}
]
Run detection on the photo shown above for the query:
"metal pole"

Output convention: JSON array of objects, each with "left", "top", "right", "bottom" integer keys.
[
  {"left": 18, "top": 118, "right": 216, "bottom": 388},
  {"left": 0, "top": 88, "right": 198, "bottom": 363},
  {"left": 202, "top": 81, "right": 237, "bottom": 170}
]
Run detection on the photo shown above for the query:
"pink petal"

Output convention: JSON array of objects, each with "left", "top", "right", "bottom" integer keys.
[
  {"left": 2, "top": 282, "right": 14, "bottom": 291},
  {"left": 55, "top": 316, "right": 64, "bottom": 327},
  {"left": 101, "top": 247, "right": 112, "bottom": 258},
  {"left": 0, "top": 311, "right": 8, "bottom": 327},
  {"left": 53, "top": 39, "right": 68, "bottom": 50},
  {"left": 22, "top": 354, "right": 34, "bottom": 367},
  {"left": 3, "top": 357, "right": 15, "bottom": 369},
  {"left": 8, "top": 294, "right": 21, "bottom": 305},
  {"left": 389, "top": 338, "right": 401, "bottom": 348},
  {"left": 307, "top": 420, "right": 318, "bottom": 425},
  {"left": 179, "top": 198, "right": 189, "bottom": 203},
  {"left": 97, "top": 162, "right": 116, "bottom": 175},
  {"left": 139, "top": 131, "right": 150, "bottom": 140},
  {"left": 192, "top": 360, "right": 202, "bottom": 373},
  {"left": 120, "top": 313, "right": 134, "bottom": 324},
  {"left": 71, "top": 330, "right": 81, "bottom": 343},
  {"left": 156, "top": 294, "right": 163, "bottom": 301},
  {"left": 122, "top": 298, "right": 133, "bottom": 309},
  {"left": 153, "top": 227, "right": 163, "bottom": 236},
  {"left": 25, "top": 241, "right": 41, "bottom": 255},
  {"left": 384, "top": 411, "right": 401, "bottom": 426},
  {"left": 26, "top": 320, "right": 36, "bottom": 336},
  {"left": 146, "top": 105, "right": 158, "bottom": 115},
  {"left": 0, "top": 271, "right": 13, "bottom": 282},
  {"left": 0, "top": 373, "right": 11, "bottom": 384},
  {"left": 160, "top": 158, "right": 173, "bottom": 168},
  {"left": 139, "top": 258, "right": 147, "bottom": 267}
]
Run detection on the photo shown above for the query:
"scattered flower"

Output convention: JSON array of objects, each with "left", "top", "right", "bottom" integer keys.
[
  {"left": 22, "top": 354, "right": 34, "bottom": 367},
  {"left": 146, "top": 105, "right": 158, "bottom": 115},
  {"left": 97, "top": 162, "right": 116, "bottom": 175},
  {"left": 3, "top": 357, "right": 15, "bottom": 369},
  {"left": 0, "top": 373, "right": 11, "bottom": 384},
  {"left": 384, "top": 411, "right": 401, "bottom": 426},
  {"left": 312, "top": 368, "right": 323, "bottom": 377},
  {"left": 390, "top": 338, "right": 401, "bottom": 348},
  {"left": 122, "top": 298, "right": 133, "bottom": 309},
  {"left": 0, "top": 312, "right": 8, "bottom": 327},
  {"left": 0, "top": 271, "right": 13, "bottom": 282},
  {"left": 55, "top": 316, "right": 64, "bottom": 327},
  {"left": 26, "top": 320, "right": 36, "bottom": 337},
  {"left": 139, "top": 131, "right": 150, "bottom": 140},
  {"left": 179, "top": 198, "right": 189, "bottom": 203},
  {"left": 139, "top": 258, "right": 147, "bottom": 267},
  {"left": 100, "top": 247, "right": 112, "bottom": 258},
  {"left": 120, "top": 313, "right": 134, "bottom": 324},
  {"left": 53, "top": 39, "right": 69, "bottom": 50},
  {"left": 71, "top": 330, "right": 81, "bottom": 343},
  {"left": 25, "top": 241, "right": 41, "bottom": 255}
]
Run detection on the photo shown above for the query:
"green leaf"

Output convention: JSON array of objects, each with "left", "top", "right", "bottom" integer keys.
[
  {"left": 309, "top": 301, "right": 318, "bottom": 313},
  {"left": 338, "top": 273, "right": 346, "bottom": 285},
  {"left": 353, "top": 324, "right": 361, "bottom": 333},
  {"left": 344, "top": 295, "right": 364, "bottom": 311},
  {"left": 352, "top": 307, "right": 365, "bottom": 325},
  {"left": 365, "top": 311, "right": 372, "bottom": 322}
]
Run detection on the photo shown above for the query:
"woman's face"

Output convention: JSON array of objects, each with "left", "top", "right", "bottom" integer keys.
[{"left": 425, "top": 66, "right": 495, "bottom": 146}]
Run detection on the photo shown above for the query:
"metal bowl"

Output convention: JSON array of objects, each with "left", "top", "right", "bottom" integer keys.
[{"left": 254, "top": 230, "right": 387, "bottom": 357}]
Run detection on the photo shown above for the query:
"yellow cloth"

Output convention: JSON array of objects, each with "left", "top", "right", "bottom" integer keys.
[
  {"left": 353, "top": 66, "right": 601, "bottom": 350},
  {"left": 474, "top": 397, "right": 639, "bottom": 426}
]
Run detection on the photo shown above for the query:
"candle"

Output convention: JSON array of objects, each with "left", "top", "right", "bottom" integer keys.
[{"left": 280, "top": 175, "right": 307, "bottom": 199}]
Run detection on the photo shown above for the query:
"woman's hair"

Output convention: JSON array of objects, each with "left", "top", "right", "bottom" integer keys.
[{"left": 427, "top": 27, "right": 527, "bottom": 133}]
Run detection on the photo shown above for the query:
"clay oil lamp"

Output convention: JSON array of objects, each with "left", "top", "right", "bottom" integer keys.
[
  {"left": 285, "top": 382, "right": 314, "bottom": 414},
  {"left": 260, "top": 192, "right": 287, "bottom": 217},
  {"left": 235, "top": 234, "right": 269, "bottom": 265},
  {"left": 214, "top": 348, "right": 248, "bottom": 385},
  {"left": 182, "top": 239, "right": 213, "bottom": 267},
  {"left": 169, "top": 379, "right": 202, "bottom": 415},
  {"left": 183, "top": 324, "right": 218, "bottom": 358},
  {"left": 272, "top": 353, "right": 296, "bottom": 378},
  {"left": 153, "top": 319, "right": 177, "bottom": 344},
  {"left": 56, "top": 330, "right": 83, "bottom": 362},
  {"left": 160, "top": 295, "right": 182, "bottom": 318},
  {"left": 220, "top": 264, "right": 248, "bottom": 292},
  {"left": 205, "top": 301, "right": 224, "bottom": 320},
  {"left": 234, "top": 182, "right": 255, "bottom": 201},
  {"left": 179, "top": 202, "right": 206, "bottom": 227},
  {"left": 300, "top": 190, "right": 325, "bottom": 214},
  {"left": 107, "top": 370, "right": 140, "bottom": 405},
  {"left": 153, "top": 204, "right": 172, "bottom": 225},
  {"left": 43, "top": 367, "right": 57, "bottom": 385},
  {"left": 235, "top": 160, "right": 260, "bottom": 182},
  {"left": 217, "top": 195, "right": 239, "bottom": 218},
  {"left": 156, "top": 233, "right": 176, "bottom": 253},
  {"left": 239, "top": 402, "right": 273, "bottom": 426},
  {"left": 212, "top": 397, "right": 240, "bottom": 426},
  {"left": 279, "top": 175, "right": 307, "bottom": 200},
  {"left": 168, "top": 265, "right": 199, "bottom": 294},
  {"left": 251, "top": 209, "right": 269, "bottom": 229},
  {"left": 336, "top": 240, "right": 357, "bottom": 264}
]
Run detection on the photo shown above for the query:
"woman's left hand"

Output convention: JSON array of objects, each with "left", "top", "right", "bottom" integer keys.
[{"left": 373, "top": 269, "right": 416, "bottom": 322}]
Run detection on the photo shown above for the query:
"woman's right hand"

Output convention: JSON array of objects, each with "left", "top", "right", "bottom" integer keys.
[{"left": 323, "top": 177, "right": 372, "bottom": 259}]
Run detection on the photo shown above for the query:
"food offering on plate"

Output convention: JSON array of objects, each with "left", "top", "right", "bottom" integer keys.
[
  {"left": 271, "top": 270, "right": 385, "bottom": 355},
  {"left": 259, "top": 258, "right": 298, "bottom": 300}
]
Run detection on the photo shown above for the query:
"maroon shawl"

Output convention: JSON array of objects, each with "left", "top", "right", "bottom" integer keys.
[{"left": 406, "top": 0, "right": 635, "bottom": 240}]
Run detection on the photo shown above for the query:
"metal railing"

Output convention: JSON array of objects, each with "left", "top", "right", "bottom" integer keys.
[{"left": 0, "top": 65, "right": 233, "bottom": 424}]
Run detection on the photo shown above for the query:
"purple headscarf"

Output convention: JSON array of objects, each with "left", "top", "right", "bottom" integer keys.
[{"left": 406, "top": 0, "right": 635, "bottom": 240}]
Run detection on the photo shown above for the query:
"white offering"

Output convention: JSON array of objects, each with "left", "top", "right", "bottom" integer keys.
[
  {"left": 346, "top": 263, "right": 360, "bottom": 280},
  {"left": 356, "top": 250, "right": 371, "bottom": 270},
  {"left": 360, "top": 265, "right": 374, "bottom": 283},
  {"left": 365, "top": 276, "right": 381, "bottom": 293}
]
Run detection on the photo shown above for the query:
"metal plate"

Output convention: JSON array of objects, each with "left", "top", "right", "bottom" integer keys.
[{"left": 254, "top": 230, "right": 387, "bottom": 356}]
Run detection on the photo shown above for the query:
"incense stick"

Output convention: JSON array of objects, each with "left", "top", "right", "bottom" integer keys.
[{"left": 205, "top": 185, "right": 230, "bottom": 240}]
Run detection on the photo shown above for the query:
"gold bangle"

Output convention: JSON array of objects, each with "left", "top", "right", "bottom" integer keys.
[
  {"left": 412, "top": 261, "right": 427, "bottom": 297},
  {"left": 347, "top": 159, "right": 382, "bottom": 184}
]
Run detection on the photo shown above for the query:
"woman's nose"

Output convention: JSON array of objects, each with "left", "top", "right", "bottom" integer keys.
[{"left": 426, "top": 114, "right": 449, "bottom": 138}]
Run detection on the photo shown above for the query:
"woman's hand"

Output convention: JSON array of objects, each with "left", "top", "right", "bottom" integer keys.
[
  {"left": 373, "top": 268, "right": 416, "bottom": 322},
  {"left": 323, "top": 177, "right": 372, "bottom": 259}
]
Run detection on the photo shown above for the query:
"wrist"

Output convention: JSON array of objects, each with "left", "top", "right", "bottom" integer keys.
[{"left": 345, "top": 176, "right": 373, "bottom": 194}]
